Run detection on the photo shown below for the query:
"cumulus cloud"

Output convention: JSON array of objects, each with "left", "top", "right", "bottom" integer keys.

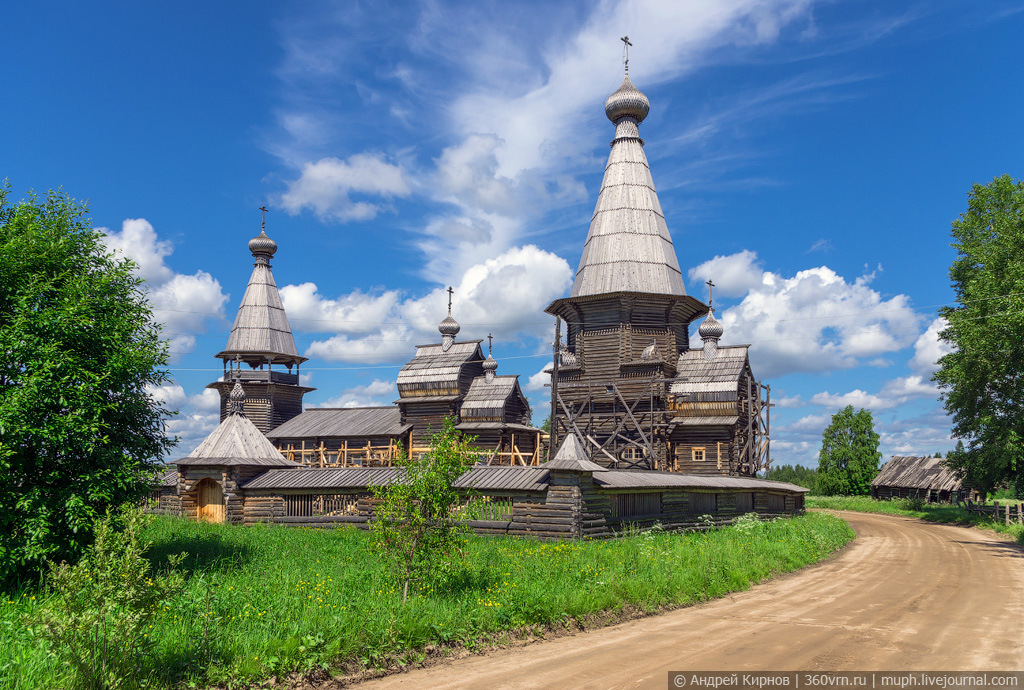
[
  {"left": 149, "top": 385, "right": 224, "bottom": 458},
  {"left": 704, "top": 252, "right": 921, "bottom": 378},
  {"left": 280, "top": 153, "right": 412, "bottom": 221},
  {"left": 688, "top": 250, "right": 765, "bottom": 297},
  {"left": 292, "top": 245, "right": 572, "bottom": 364},
  {"left": 525, "top": 365, "right": 551, "bottom": 393},
  {"left": 910, "top": 317, "right": 953, "bottom": 374},
  {"left": 315, "top": 379, "right": 397, "bottom": 408},
  {"left": 810, "top": 389, "right": 895, "bottom": 411},
  {"left": 102, "top": 218, "right": 228, "bottom": 357}
]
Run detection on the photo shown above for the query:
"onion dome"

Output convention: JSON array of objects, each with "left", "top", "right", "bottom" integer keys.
[
  {"left": 483, "top": 353, "right": 498, "bottom": 375},
  {"left": 698, "top": 310, "right": 724, "bottom": 340},
  {"left": 228, "top": 381, "right": 246, "bottom": 416},
  {"left": 604, "top": 74, "right": 650, "bottom": 124},
  {"left": 248, "top": 230, "right": 278, "bottom": 257},
  {"left": 438, "top": 314, "right": 461, "bottom": 338}
]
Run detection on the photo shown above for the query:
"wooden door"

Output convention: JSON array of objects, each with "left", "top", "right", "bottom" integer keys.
[{"left": 197, "top": 478, "right": 225, "bottom": 523}]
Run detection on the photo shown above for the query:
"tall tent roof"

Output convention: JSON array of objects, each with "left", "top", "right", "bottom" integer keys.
[
  {"left": 570, "top": 69, "right": 687, "bottom": 298},
  {"left": 217, "top": 226, "right": 304, "bottom": 365}
]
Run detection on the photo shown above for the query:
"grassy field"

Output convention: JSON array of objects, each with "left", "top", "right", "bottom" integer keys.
[
  {"left": 1, "top": 512, "right": 853, "bottom": 688},
  {"left": 807, "top": 495, "right": 1024, "bottom": 544}
]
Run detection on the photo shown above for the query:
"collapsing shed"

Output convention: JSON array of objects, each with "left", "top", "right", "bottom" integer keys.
[{"left": 871, "top": 455, "right": 966, "bottom": 503}]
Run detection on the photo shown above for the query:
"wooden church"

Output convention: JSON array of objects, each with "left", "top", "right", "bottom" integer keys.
[
  {"left": 155, "top": 43, "right": 798, "bottom": 529},
  {"left": 546, "top": 52, "right": 770, "bottom": 476}
]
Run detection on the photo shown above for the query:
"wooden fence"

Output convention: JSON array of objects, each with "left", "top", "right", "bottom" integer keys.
[{"left": 963, "top": 500, "right": 1023, "bottom": 525}]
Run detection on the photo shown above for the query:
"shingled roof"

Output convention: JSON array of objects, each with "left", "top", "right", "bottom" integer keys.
[
  {"left": 266, "top": 407, "right": 409, "bottom": 440},
  {"left": 177, "top": 411, "right": 301, "bottom": 468},
  {"left": 460, "top": 375, "right": 524, "bottom": 422},
  {"left": 570, "top": 71, "right": 686, "bottom": 298},
  {"left": 671, "top": 346, "right": 749, "bottom": 401},
  {"left": 217, "top": 229, "right": 304, "bottom": 365},
  {"left": 396, "top": 340, "right": 483, "bottom": 397},
  {"left": 872, "top": 456, "right": 963, "bottom": 493}
]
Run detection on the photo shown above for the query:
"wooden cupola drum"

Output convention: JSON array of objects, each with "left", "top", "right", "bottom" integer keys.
[{"left": 207, "top": 207, "right": 314, "bottom": 433}]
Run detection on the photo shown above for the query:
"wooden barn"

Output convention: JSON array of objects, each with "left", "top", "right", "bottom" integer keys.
[
  {"left": 266, "top": 407, "right": 411, "bottom": 466},
  {"left": 546, "top": 61, "right": 770, "bottom": 476},
  {"left": 871, "top": 455, "right": 966, "bottom": 503}
]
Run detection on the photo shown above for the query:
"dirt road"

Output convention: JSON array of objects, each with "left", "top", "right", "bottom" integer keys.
[{"left": 357, "top": 512, "right": 1024, "bottom": 689}]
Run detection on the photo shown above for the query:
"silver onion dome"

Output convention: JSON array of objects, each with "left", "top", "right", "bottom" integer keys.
[
  {"left": 248, "top": 230, "right": 278, "bottom": 257},
  {"left": 438, "top": 314, "right": 461, "bottom": 337},
  {"left": 604, "top": 74, "right": 650, "bottom": 124},
  {"left": 228, "top": 381, "right": 246, "bottom": 415},
  {"left": 699, "top": 310, "right": 724, "bottom": 340},
  {"left": 482, "top": 354, "right": 498, "bottom": 373}
]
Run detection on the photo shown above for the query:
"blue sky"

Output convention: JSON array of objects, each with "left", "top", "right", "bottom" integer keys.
[{"left": 3, "top": 1, "right": 1023, "bottom": 466}]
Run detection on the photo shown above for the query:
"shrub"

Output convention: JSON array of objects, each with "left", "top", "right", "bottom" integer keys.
[{"left": 28, "top": 506, "right": 185, "bottom": 689}]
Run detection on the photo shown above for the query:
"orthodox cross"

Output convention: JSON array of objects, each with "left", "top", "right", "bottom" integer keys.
[
  {"left": 446, "top": 286, "right": 454, "bottom": 315},
  {"left": 706, "top": 279, "right": 716, "bottom": 309},
  {"left": 621, "top": 35, "right": 632, "bottom": 74},
  {"left": 487, "top": 332, "right": 493, "bottom": 356},
  {"left": 259, "top": 205, "right": 269, "bottom": 233}
]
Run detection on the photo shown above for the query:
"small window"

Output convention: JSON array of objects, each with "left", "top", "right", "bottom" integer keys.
[{"left": 692, "top": 447, "right": 706, "bottom": 462}]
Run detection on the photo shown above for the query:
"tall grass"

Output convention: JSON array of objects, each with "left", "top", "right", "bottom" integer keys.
[
  {"left": 808, "top": 495, "right": 1024, "bottom": 545},
  {"left": 1, "top": 512, "right": 853, "bottom": 688}
]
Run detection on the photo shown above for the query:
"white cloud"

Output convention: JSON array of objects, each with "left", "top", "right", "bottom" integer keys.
[
  {"left": 101, "top": 219, "right": 229, "bottom": 357},
  {"left": 706, "top": 252, "right": 921, "bottom": 378},
  {"left": 775, "top": 394, "right": 805, "bottom": 408},
  {"left": 526, "top": 365, "right": 551, "bottom": 393},
  {"left": 688, "top": 250, "right": 764, "bottom": 297},
  {"left": 910, "top": 317, "right": 952, "bottom": 374},
  {"left": 279, "top": 153, "right": 412, "bottom": 221},
  {"left": 810, "top": 389, "right": 895, "bottom": 411},
  {"left": 316, "top": 379, "right": 397, "bottom": 408},
  {"left": 295, "top": 244, "right": 572, "bottom": 364}
]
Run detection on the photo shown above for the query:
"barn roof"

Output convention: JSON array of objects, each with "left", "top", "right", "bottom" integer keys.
[
  {"left": 570, "top": 71, "right": 687, "bottom": 299},
  {"left": 176, "top": 412, "right": 301, "bottom": 468},
  {"left": 266, "top": 407, "right": 409, "bottom": 440},
  {"left": 396, "top": 340, "right": 483, "bottom": 396},
  {"left": 671, "top": 346, "right": 749, "bottom": 399},
  {"left": 217, "top": 229, "right": 304, "bottom": 365},
  {"left": 872, "top": 456, "right": 963, "bottom": 492}
]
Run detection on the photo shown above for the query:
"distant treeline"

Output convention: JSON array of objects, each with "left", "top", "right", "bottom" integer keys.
[{"left": 763, "top": 464, "right": 818, "bottom": 490}]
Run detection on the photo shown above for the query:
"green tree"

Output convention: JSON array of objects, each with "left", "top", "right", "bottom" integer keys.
[
  {"left": 0, "top": 186, "right": 174, "bottom": 584},
  {"left": 370, "top": 418, "right": 480, "bottom": 603},
  {"left": 934, "top": 175, "right": 1024, "bottom": 498},
  {"left": 815, "top": 406, "right": 881, "bottom": 496},
  {"left": 765, "top": 463, "right": 817, "bottom": 489}
]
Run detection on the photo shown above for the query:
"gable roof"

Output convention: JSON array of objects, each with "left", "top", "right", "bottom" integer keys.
[
  {"left": 177, "top": 413, "right": 301, "bottom": 467},
  {"left": 266, "top": 407, "right": 409, "bottom": 440},
  {"left": 460, "top": 375, "right": 527, "bottom": 422},
  {"left": 671, "top": 346, "right": 749, "bottom": 400},
  {"left": 396, "top": 340, "right": 483, "bottom": 397},
  {"left": 872, "top": 456, "right": 963, "bottom": 492}
]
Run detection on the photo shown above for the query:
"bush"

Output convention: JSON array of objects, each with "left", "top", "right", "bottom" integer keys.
[{"left": 28, "top": 506, "right": 185, "bottom": 689}]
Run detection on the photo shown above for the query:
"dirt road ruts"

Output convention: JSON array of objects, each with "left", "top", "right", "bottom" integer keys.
[{"left": 355, "top": 512, "right": 1024, "bottom": 689}]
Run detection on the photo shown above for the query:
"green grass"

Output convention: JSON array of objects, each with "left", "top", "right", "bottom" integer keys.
[
  {"left": 807, "top": 495, "right": 1024, "bottom": 545},
  {"left": 1, "top": 512, "right": 853, "bottom": 688}
]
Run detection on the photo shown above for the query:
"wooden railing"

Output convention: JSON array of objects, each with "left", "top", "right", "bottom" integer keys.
[
  {"left": 963, "top": 500, "right": 1023, "bottom": 525},
  {"left": 278, "top": 442, "right": 542, "bottom": 467}
]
